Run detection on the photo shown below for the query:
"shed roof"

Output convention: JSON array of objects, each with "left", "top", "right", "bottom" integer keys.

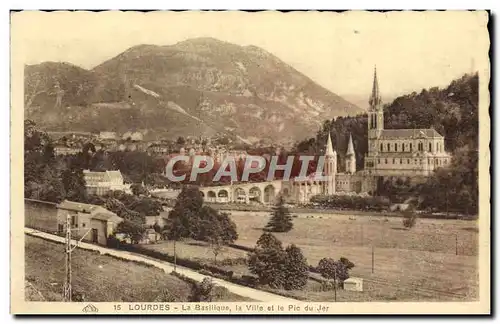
[
  {"left": 91, "top": 212, "right": 123, "bottom": 223},
  {"left": 56, "top": 200, "right": 99, "bottom": 213}
]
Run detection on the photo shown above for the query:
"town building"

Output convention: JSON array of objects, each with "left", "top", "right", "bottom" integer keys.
[
  {"left": 147, "top": 143, "right": 170, "bottom": 155},
  {"left": 24, "top": 198, "right": 122, "bottom": 246},
  {"left": 53, "top": 144, "right": 81, "bottom": 156},
  {"left": 56, "top": 200, "right": 123, "bottom": 245},
  {"left": 99, "top": 131, "right": 117, "bottom": 140},
  {"left": 83, "top": 169, "right": 131, "bottom": 196}
]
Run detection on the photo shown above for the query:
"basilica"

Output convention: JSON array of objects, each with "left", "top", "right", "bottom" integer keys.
[{"left": 278, "top": 67, "right": 451, "bottom": 203}]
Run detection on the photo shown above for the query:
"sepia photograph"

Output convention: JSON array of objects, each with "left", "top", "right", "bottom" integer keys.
[{"left": 10, "top": 10, "right": 490, "bottom": 314}]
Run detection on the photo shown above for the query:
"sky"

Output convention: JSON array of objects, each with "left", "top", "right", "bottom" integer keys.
[{"left": 12, "top": 11, "right": 489, "bottom": 107}]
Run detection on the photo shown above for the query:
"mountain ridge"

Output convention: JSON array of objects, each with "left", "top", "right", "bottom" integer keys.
[{"left": 24, "top": 37, "right": 363, "bottom": 143}]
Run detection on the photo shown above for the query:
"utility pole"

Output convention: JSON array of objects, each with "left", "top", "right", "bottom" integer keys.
[
  {"left": 63, "top": 213, "right": 72, "bottom": 302},
  {"left": 371, "top": 244, "right": 374, "bottom": 274},
  {"left": 333, "top": 270, "right": 337, "bottom": 302},
  {"left": 61, "top": 210, "right": 92, "bottom": 302}
]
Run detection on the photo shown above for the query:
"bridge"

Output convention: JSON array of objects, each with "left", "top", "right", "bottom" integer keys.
[{"left": 198, "top": 180, "right": 288, "bottom": 205}]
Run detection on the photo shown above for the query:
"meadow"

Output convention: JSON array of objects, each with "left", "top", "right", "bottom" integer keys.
[{"left": 149, "top": 210, "right": 479, "bottom": 301}]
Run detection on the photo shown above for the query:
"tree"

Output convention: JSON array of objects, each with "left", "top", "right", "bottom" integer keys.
[
  {"left": 167, "top": 186, "right": 204, "bottom": 238},
  {"left": 317, "top": 258, "right": 350, "bottom": 301},
  {"left": 116, "top": 219, "right": 145, "bottom": 244},
  {"left": 197, "top": 207, "right": 238, "bottom": 264},
  {"left": 265, "top": 196, "right": 293, "bottom": 233},
  {"left": 176, "top": 136, "right": 186, "bottom": 145},
  {"left": 131, "top": 183, "right": 148, "bottom": 196},
  {"left": 339, "top": 257, "right": 355, "bottom": 270},
  {"left": 283, "top": 244, "right": 309, "bottom": 290},
  {"left": 61, "top": 167, "right": 88, "bottom": 203},
  {"left": 163, "top": 215, "right": 184, "bottom": 271},
  {"left": 247, "top": 233, "right": 286, "bottom": 288},
  {"left": 127, "top": 197, "right": 162, "bottom": 217}
]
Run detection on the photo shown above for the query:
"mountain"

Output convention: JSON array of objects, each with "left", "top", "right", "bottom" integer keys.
[{"left": 24, "top": 37, "right": 362, "bottom": 143}]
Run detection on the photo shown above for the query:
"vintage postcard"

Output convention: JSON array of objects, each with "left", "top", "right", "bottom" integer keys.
[{"left": 11, "top": 10, "right": 490, "bottom": 315}]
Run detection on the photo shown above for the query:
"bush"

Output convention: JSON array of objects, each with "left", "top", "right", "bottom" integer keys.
[
  {"left": 216, "top": 257, "right": 248, "bottom": 266},
  {"left": 237, "top": 275, "right": 259, "bottom": 287},
  {"left": 190, "top": 277, "right": 215, "bottom": 302},
  {"left": 154, "top": 289, "right": 179, "bottom": 302},
  {"left": 310, "top": 194, "right": 391, "bottom": 212},
  {"left": 106, "top": 235, "right": 121, "bottom": 248},
  {"left": 403, "top": 208, "right": 418, "bottom": 229}
]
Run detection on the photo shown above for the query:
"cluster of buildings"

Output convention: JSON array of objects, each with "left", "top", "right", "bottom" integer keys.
[
  {"left": 198, "top": 68, "right": 452, "bottom": 205},
  {"left": 50, "top": 129, "right": 254, "bottom": 161}
]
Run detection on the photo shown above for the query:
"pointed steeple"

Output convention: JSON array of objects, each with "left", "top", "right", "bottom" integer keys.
[
  {"left": 369, "top": 65, "right": 382, "bottom": 109},
  {"left": 325, "top": 133, "right": 336, "bottom": 156},
  {"left": 346, "top": 133, "right": 355, "bottom": 156}
]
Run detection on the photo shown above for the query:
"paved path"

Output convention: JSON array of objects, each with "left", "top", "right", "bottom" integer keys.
[{"left": 24, "top": 228, "right": 297, "bottom": 302}]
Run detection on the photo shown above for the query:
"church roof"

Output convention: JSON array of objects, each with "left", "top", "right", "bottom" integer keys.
[
  {"left": 346, "top": 133, "right": 355, "bottom": 156},
  {"left": 325, "top": 133, "right": 336, "bottom": 156},
  {"left": 369, "top": 66, "right": 382, "bottom": 108},
  {"left": 379, "top": 128, "right": 443, "bottom": 139}
]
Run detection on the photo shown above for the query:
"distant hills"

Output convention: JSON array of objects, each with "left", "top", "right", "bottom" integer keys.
[{"left": 24, "top": 37, "right": 362, "bottom": 143}]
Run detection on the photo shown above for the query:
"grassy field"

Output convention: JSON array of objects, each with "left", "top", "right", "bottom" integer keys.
[
  {"left": 25, "top": 235, "right": 251, "bottom": 302},
  {"left": 149, "top": 210, "right": 479, "bottom": 301},
  {"left": 229, "top": 211, "right": 479, "bottom": 301}
]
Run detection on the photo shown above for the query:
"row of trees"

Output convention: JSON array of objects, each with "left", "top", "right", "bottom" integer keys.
[
  {"left": 247, "top": 232, "right": 355, "bottom": 292},
  {"left": 25, "top": 120, "right": 89, "bottom": 203}
]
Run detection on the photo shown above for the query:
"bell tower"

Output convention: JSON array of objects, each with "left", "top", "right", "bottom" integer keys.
[
  {"left": 324, "top": 133, "right": 337, "bottom": 195},
  {"left": 367, "top": 66, "right": 384, "bottom": 139}
]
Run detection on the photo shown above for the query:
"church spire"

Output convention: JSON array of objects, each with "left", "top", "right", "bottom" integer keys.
[
  {"left": 369, "top": 65, "right": 382, "bottom": 109},
  {"left": 325, "top": 132, "right": 336, "bottom": 156},
  {"left": 346, "top": 133, "right": 355, "bottom": 156}
]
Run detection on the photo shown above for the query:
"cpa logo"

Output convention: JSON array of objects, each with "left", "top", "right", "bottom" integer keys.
[{"left": 82, "top": 304, "right": 99, "bottom": 313}]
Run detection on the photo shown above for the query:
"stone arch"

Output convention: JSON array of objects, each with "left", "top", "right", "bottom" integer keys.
[
  {"left": 234, "top": 187, "right": 247, "bottom": 204},
  {"left": 217, "top": 189, "right": 229, "bottom": 203},
  {"left": 218, "top": 189, "right": 228, "bottom": 198},
  {"left": 263, "top": 184, "right": 276, "bottom": 204},
  {"left": 206, "top": 190, "right": 216, "bottom": 203},
  {"left": 249, "top": 186, "right": 262, "bottom": 203}
]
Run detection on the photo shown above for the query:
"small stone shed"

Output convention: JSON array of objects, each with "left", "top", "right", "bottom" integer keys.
[{"left": 343, "top": 277, "right": 364, "bottom": 292}]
